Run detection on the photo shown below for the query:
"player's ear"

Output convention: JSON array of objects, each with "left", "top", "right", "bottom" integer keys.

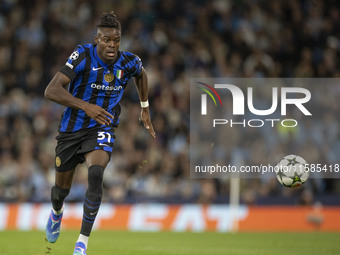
[{"left": 94, "top": 35, "right": 99, "bottom": 44}]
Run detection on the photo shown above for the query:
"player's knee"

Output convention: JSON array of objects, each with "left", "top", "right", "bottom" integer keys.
[
  {"left": 87, "top": 165, "right": 105, "bottom": 197},
  {"left": 51, "top": 185, "right": 70, "bottom": 203}
]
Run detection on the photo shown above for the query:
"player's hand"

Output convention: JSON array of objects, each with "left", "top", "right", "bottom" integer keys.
[
  {"left": 140, "top": 107, "right": 156, "bottom": 138},
  {"left": 83, "top": 103, "right": 114, "bottom": 125}
]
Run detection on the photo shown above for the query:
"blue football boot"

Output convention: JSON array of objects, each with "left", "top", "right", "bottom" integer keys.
[
  {"left": 73, "top": 242, "right": 87, "bottom": 255},
  {"left": 45, "top": 208, "right": 63, "bottom": 243}
]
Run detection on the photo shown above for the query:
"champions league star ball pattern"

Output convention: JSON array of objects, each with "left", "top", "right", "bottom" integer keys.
[{"left": 275, "top": 155, "right": 309, "bottom": 188}]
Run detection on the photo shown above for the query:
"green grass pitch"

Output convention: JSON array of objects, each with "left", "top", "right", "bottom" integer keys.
[{"left": 0, "top": 230, "right": 339, "bottom": 255}]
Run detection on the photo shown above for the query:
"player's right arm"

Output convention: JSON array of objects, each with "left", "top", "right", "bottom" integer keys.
[{"left": 44, "top": 72, "right": 113, "bottom": 126}]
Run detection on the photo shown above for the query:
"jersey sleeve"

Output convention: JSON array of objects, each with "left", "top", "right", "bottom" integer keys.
[
  {"left": 124, "top": 53, "right": 143, "bottom": 77},
  {"left": 132, "top": 55, "right": 143, "bottom": 77},
  {"left": 59, "top": 45, "right": 86, "bottom": 81}
]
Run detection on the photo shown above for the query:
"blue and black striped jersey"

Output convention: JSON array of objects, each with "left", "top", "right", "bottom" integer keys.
[{"left": 58, "top": 44, "right": 142, "bottom": 132}]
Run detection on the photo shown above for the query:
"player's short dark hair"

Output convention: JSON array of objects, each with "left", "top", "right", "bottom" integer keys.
[{"left": 96, "top": 11, "right": 121, "bottom": 31}]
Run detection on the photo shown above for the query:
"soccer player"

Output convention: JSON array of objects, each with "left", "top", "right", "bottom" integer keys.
[{"left": 44, "top": 11, "right": 155, "bottom": 255}]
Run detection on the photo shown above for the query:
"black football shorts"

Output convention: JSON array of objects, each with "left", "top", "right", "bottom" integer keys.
[{"left": 54, "top": 125, "right": 116, "bottom": 172}]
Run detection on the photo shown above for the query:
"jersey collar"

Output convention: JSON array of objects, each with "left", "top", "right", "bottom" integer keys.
[{"left": 94, "top": 45, "right": 120, "bottom": 68}]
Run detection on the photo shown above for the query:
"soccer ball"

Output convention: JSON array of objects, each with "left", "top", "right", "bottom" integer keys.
[{"left": 275, "top": 155, "right": 309, "bottom": 188}]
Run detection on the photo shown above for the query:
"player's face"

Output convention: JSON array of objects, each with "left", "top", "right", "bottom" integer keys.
[{"left": 95, "top": 27, "right": 121, "bottom": 64}]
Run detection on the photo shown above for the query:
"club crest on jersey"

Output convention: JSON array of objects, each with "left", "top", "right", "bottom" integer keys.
[
  {"left": 116, "top": 70, "right": 124, "bottom": 79},
  {"left": 104, "top": 73, "right": 114, "bottom": 82}
]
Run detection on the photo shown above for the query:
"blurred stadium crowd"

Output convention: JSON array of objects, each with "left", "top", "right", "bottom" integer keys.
[{"left": 0, "top": 0, "right": 339, "bottom": 205}]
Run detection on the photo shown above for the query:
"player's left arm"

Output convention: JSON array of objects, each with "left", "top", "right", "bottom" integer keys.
[{"left": 133, "top": 67, "right": 156, "bottom": 138}]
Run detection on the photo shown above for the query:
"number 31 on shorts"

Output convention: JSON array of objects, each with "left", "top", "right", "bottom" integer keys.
[{"left": 97, "top": 131, "right": 114, "bottom": 147}]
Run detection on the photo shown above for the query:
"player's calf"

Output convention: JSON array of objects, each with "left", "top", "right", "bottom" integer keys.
[
  {"left": 51, "top": 185, "right": 70, "bottom": 211},
  {"left": 80, "top": 165, "right": 104, "bottom": 236}
]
